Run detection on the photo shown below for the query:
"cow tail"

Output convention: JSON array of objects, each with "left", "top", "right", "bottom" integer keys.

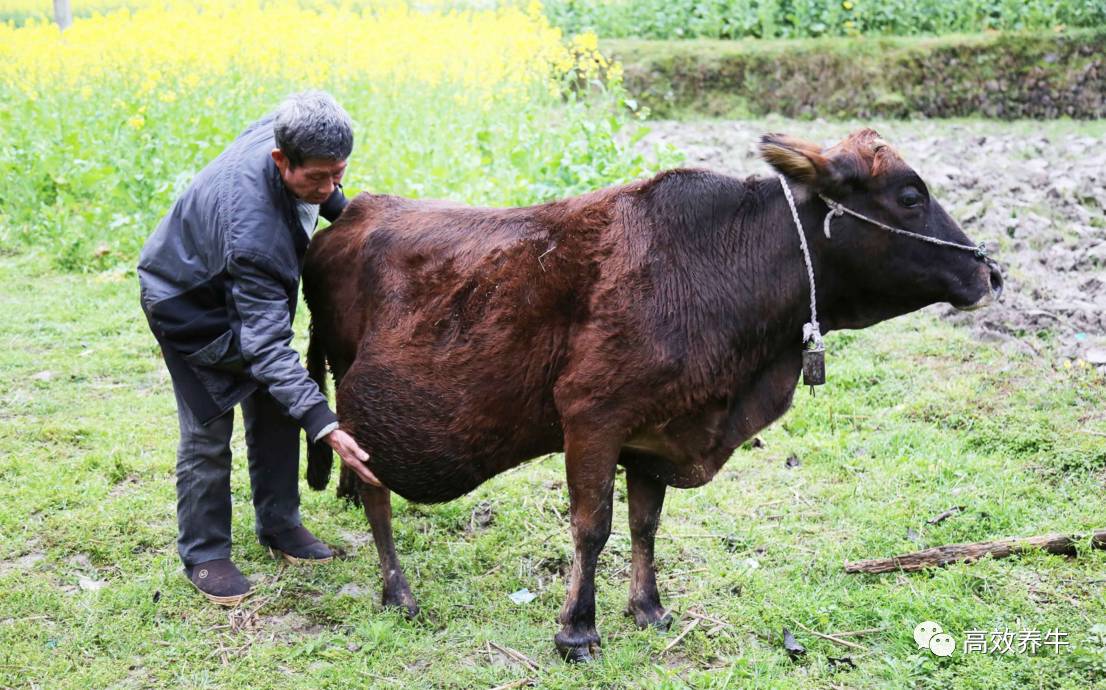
[{"left": 305, "top": 320, "right": 334, "bottom": 491}]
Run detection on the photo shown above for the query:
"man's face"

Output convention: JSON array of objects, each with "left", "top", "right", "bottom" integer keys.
[{"left": 271, "top": 149, "right": 347, "bottom": 204}]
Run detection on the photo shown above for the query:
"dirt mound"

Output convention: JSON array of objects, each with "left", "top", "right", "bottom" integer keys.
[{"left": 635, "top": 120, "right": 1106, "bottom": 360}]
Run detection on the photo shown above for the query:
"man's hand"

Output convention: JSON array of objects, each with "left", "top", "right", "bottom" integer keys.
[{"left": 324, "top": 428, "right": 383, "bottom": 488}]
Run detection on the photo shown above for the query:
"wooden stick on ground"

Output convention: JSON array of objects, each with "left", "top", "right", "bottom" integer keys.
[
  {"left": 845, "top": 530, "right": 1106, "bottom": 574},
  {"left": 685, "top": 609, "right": 730, "bottom": 628},
  {"left": 488, "top": 641, "right": 541, "bottom": 671},
  {"left": 662, "top": 618, "right": 700, "bottom": 653},
  {"left": 790, "top": 620, "right": 867, "bottom": 652},
  {"left": 830, "top": 626, "right": 886, "bottom": 638}
]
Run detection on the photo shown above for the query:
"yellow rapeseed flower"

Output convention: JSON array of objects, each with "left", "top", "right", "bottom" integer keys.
[
  {"left": 574, "top": 31, "right": 599, "bottom": 52},
  {"left": 0, "top": 1, "right": 617, "bottom": 103}
]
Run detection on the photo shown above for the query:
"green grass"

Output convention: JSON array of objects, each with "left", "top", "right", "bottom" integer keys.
[
  {"left": 0, "top": 78, "right": 661, "bottom": 273},
  {"left": 1, "top": 247, "right": 1104, "bottom": 688}
]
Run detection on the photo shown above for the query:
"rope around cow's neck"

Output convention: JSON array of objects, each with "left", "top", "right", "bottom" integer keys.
[
  {"left": 777, "top": 175, "right": 823, "bottom": 350},
  {"left": 776, "top": 174, "right": 990, "bottom": 353}
]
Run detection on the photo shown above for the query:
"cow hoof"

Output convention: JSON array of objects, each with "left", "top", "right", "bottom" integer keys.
[
  {"left": 554, "top": 630, "right": 601, "bottom": 663},
  {"left": 641, "top": 610, "right": 673, "bottom": 631},
  {"left": 382, "top": 594, "right": 419, "bottom": 620},
  {"left": 556, "top": 641, "right": 600, "bottom": 663},
  {"left": 627, "top": 602, "right": 672, "bottom": 631},
  {"left": 560, "top": 644, "right": 595, "bottom": 663}
]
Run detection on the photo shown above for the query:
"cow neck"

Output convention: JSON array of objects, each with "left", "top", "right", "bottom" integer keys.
[{"left": 724, "top": 180, "right": 811, "bottom": 355}]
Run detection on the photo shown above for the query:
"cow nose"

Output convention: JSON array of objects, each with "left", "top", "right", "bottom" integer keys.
[{"left": 986, "top": 259, "right": 1004, "bottom": 300}]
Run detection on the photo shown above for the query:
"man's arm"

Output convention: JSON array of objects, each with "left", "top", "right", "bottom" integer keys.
[
  {"left": 227, "top": 251, "right": 382, "bottom": 486},
  {"left": 228, "top": 250, "right": 336, "bottom": 439}
]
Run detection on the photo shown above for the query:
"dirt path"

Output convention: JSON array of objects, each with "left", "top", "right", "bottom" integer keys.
[{"left": 635, "top": 119, "right": 1106, "bottom": 363}]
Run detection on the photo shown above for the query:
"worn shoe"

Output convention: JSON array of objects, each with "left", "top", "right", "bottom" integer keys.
[
  {"left": 259, "top": 525, "right": 334, "bottom": 564},
  {"left": 185, "top": 559, "right": 254, "bottom": 607}
]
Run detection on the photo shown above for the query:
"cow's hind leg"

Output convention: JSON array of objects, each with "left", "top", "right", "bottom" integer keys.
[
  {"left": 358, "top": 483, "right": 419, "bottom": 618},
  {"left": 555, "top": 431, "right": 619, "bottom": 662},
  {"left": 623, "top": 461, "right": 672, "bottom": 630}
]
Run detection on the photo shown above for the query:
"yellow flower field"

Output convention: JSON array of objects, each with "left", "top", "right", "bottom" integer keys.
[
  {"left": 1, "top": 1, "right": 604, "bottom": 98},
  {"left": 0, "top": 1, "right": 659, "bottom": 270}
]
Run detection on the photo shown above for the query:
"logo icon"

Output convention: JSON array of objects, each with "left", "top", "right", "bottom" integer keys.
[
  {"left": 915, "top": 621, "right": 955, "bottom": 657},
  {"left": 929, "top": 632, "right": 956, "bottom": 657}
]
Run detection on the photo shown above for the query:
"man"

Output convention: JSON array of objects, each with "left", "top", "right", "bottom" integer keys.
[{"left": 138, "top": 91, "right": 381, "bottom": 606}]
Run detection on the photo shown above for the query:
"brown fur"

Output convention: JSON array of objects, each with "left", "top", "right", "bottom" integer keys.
[{"left": 301, "top": 130, "right": 998, "bottom": 660}]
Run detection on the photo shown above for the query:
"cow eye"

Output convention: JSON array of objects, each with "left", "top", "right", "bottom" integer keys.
[{"left": 898, "top": 186, "right": 924, "bottom": 208}]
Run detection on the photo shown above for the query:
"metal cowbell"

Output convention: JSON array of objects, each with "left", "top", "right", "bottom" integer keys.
[{"left": 802, "top": 344, "right": 825, "bottom": 387}]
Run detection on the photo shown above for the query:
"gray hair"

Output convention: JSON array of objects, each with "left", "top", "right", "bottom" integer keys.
[{"left": 273, "top": 91, "right": 354, "bottom": 167}]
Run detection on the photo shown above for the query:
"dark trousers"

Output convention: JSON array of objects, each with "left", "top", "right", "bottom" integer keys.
[{"left": 171, "top": 382, "right": 301, "bottom": 567}]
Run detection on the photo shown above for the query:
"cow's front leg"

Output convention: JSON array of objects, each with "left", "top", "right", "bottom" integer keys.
[
  {"left": 624, "top": 464, "right": 671, "bottom": 630},
  {"left": 555, "top": 432, "right": 619, "bottom": 662},
  {"left": 358, "top": 483, "right": 419, "bottom": 619}
]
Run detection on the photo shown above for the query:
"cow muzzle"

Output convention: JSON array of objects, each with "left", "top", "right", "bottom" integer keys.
[{"left": 956, "top": 258, "right": 1004, "bottom": 312}]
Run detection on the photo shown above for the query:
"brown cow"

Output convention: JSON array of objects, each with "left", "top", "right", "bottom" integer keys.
[{"left": 301, "top": 129, "right": 1002, "bottom": 662}]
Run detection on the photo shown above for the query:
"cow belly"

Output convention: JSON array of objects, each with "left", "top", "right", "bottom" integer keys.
[
  {"left": 336, "top": 358, "right": 563, "bottom": 503},
  {"left": 623, "top": 412, "right": 734, "bottom": 488},
  {"left": 621, "top": 356, "right": 802, "bottom": 488}
]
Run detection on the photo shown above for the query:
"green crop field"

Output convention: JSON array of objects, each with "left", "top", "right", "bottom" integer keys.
[{"left": 544, "top": 0, "right": 1106, "bottom": 40}]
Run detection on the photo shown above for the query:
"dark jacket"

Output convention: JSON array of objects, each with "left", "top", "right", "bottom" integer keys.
[{"left": 138, "top": 114, "right": 346, "bottom": 439}]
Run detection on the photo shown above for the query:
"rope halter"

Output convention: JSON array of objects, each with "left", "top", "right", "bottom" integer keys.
[{"left": 817, "top": 194, "right": 988, "bottom": 259}]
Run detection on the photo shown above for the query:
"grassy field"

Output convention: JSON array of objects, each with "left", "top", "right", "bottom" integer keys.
[
  {"left": 3, "top": 3, "right": 1105, "bottom": 688},
  {"left": 1, "top": 236, "right": 1104, "bottom": 689}
]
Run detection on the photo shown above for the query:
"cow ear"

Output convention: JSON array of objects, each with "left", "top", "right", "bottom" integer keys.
[{"left": 758, "top": 133, "right": 832, "bottom": 186}]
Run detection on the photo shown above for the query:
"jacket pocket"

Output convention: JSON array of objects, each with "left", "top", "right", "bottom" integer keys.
[{"left": 182, "top": 329, "right": 246, "bottom": 373}]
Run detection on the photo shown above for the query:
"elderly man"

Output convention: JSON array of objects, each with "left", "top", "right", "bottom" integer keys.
[{"left": 138, "top": 91, "right": 380, "bottom": 606}]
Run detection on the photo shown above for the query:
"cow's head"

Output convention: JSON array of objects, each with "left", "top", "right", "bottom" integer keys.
[{"left": 759, "top": 129, "right": 1003, "bottom": 330}]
